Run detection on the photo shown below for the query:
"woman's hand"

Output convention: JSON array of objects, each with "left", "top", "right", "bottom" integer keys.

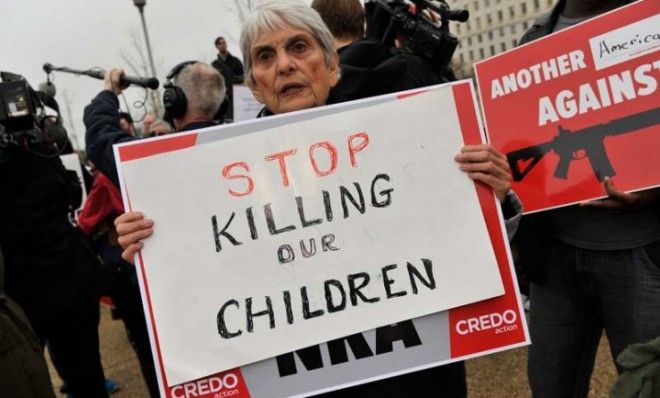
[{"left": 115, "top": 211, "right": 154, "bottom": 264}]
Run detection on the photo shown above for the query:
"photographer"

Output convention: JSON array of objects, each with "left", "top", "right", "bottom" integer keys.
[
  {"left": 0, "top": 77, "right": 108, "bottom": 397},
  {"left": 312, "top": 0, "right": 444, "bottom": 101}
]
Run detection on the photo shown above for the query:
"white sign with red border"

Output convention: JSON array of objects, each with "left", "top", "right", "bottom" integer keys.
[{"left": 115, "top": 81, "right": 529, "bottom": 397}]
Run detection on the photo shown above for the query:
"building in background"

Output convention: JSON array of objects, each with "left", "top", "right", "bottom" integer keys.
[{"left": 449, "top": 0, "right": 556, "bottom": 77}]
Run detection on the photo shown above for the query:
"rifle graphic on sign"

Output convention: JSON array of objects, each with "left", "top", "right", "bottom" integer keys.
[{"left": 507, "top": 107, "right": 660, "bottom": 182}]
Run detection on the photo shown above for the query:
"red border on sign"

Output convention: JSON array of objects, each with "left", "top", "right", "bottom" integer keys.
[
  {"left": 448, "top": 83, "right": 526, "bottom": 357},
  {"left": 118, "top": 133, "right": 198, "bottom": 162},
  {"left": 120, "top": 131, "right": 201, "bottom": 392}
]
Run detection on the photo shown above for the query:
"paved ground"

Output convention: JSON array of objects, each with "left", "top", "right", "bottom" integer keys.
[{"left": 48, "top": 307, "right": 617, "bottom": 397}]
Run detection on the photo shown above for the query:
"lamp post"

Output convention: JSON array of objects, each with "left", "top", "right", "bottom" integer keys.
[{"left": 132, "top": 0, "right": 162, "bottom": 116}]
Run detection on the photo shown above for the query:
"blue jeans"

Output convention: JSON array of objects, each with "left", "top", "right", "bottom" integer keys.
[{"left": 528, "top": 240, "right": 660, "bottom": 398}]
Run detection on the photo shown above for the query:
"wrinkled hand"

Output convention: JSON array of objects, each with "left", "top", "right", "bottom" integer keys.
[
  {"left": 581, "top": 178, "right": 660, "bottom": 210},
  {"left": 104, "top": 68, "right": 128, "bottom": 95},
  {"left": 455, "top": 144, "right": 512, "bottom": 201},
  {"left": 115, "top": 211, "right": 154, "bottom": 264}
]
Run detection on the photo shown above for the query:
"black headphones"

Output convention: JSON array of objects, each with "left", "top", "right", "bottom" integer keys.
[{"left": 162, "top": 61, "right": 198, "bottom": 121}]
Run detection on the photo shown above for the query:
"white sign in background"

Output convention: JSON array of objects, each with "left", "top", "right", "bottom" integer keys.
[
  {"left": 118, "top": 85, "right": 505, "bottom": 386},
  {"left": 60, "top": 153, "right": 87, "bottom": 220},
  {"left": 233, "top": 84, "right": 263, "bottom": 121}
]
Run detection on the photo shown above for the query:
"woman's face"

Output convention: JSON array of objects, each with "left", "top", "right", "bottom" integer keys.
[{"left": 249, "top": 25, "right": 339, "bottom": 114}]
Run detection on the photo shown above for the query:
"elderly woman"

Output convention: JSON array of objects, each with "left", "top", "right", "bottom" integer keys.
[
  {"left": 242, "top": 0, "right": 341, "bottom": 115},
  {"left": 115, "top": 1, "right": 519, "bottom": 397},
  {"left": 117, "top": 0, "right": 515, "bottom": 254}
]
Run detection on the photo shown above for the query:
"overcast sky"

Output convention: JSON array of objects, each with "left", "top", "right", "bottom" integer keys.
[{"left": 0, "top": 0, "right": 311, "bottom": 149}]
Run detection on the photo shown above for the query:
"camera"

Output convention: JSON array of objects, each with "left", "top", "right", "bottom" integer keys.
[
  {"left": 370, "top": 0, "right": 469, "bottom": 81},
  {"left": 0, "top": 71, "right": 67, "bottom": 151}
]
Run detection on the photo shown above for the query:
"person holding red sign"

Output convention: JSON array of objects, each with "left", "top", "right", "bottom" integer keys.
[
  {"left": 115, "top": 1, "right": 522, "bottom": 397},
  {"left": 513, "top": 1, "right": 660, "bottom": 397}
]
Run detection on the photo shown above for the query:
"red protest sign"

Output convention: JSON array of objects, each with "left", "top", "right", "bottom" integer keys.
[{"left": 475, "top": 0, "right": 660, "bottom": 213}]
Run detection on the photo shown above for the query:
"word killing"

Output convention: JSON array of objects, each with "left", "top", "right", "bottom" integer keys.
[{"left": 211, "top": 173, "right": 394, "bottom": 252}]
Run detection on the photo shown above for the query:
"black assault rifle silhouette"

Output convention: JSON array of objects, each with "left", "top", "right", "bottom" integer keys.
[{"left": 507, "top": 107, "right": 660, "bottom": 182}]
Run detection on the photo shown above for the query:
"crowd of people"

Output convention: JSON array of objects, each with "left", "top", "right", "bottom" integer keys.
[{"left": 1, "top": 0, "right": 658, "bottom": 397}]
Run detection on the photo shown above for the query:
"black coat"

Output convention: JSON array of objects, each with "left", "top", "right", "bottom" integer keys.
[
  {"left": 0, "top": 149, "right": 102, "bottom": 322},
  {"left": 0, "top": 247, "right": 55, "bottom": 398},
  {"left": 335, "top": 39, "right": 442, "bottom": 101},
  {"left": 84, "top": 90, "right": 137, "bottom": 187},
  {"left": 212, "top": 53, "right": 244, "bottom": 83}
]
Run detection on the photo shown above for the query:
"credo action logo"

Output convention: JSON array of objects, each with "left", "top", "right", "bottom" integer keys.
[
  {"left": 455, "top": 309, "right": 518, "bottom": 335},
  {"left": 170, "top": 373, "right": 244, "bottom": 398}
]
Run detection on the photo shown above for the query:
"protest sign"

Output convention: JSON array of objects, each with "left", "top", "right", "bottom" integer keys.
[
  {"left": 233, "top": 85, "right": 263, "bottom": 122},
  {"left": 60, "top": 153, "right": 87, "bottom": 220},
  {"left": 116, "top": 81, "right": 528, "bottom": 397},
  {"left": 475, "top": 0, "right": 660, "bottom": 213}
]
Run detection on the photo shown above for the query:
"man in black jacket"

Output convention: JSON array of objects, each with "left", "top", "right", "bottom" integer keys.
[
  {"left": 312, "top": 0, "right": 442, "bottom": 101},
  {"left": 212, "top": 36, "right": 245, "bottom": 122},
  {"left": 212, "top": 36, "right": 244, "bottom": 80}
]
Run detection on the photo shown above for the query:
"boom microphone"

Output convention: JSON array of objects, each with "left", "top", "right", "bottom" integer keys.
[
  {"left": 38, "top": 81, "right": 57, "bottom": 97},
  {"left": 43, "top": 63, "right": 159, "bottom": 89},
  {"left": 119, "top": 75, "right": 160, "bottom": 90}
]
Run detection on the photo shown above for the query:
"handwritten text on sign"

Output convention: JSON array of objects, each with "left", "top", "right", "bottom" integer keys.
[{"left": 118, "top": 84, "right": 504, "bottom": 386}]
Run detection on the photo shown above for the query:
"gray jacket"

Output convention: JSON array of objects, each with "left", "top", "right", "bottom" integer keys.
[{"left": 503, "top": 191, "right": 523, "bottom": 240}]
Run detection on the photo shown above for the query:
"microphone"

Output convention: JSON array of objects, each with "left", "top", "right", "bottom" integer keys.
[
  {"left": 447, "top": 9, "right": 469, "bottom": 22},
  {"left": 38, "top": 81, "right": 57, "bottom": 97},
  {"left": 121, "top": 75, "right": 160, "bottom": 90},
  {"left": 84, "top": 69, "right": 160, "bottom": 89},
  {"left": 42, "top": 63, "right": 160, "bottom": 89}
]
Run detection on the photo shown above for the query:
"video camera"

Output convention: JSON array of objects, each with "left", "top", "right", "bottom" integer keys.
[
  {"left": 0, "top": 71, "right": 67, "bottom": 152},
  {"left": 370, "top": 0, "right": 469, "bottom": 81}
]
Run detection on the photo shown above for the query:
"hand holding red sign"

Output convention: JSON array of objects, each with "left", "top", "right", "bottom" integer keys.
[
  {"left": 581, "top": 178, "right": 660, "bottom": 210},
  {"left": 475, "top": 0, "right": 660, "bottom": 213}
]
